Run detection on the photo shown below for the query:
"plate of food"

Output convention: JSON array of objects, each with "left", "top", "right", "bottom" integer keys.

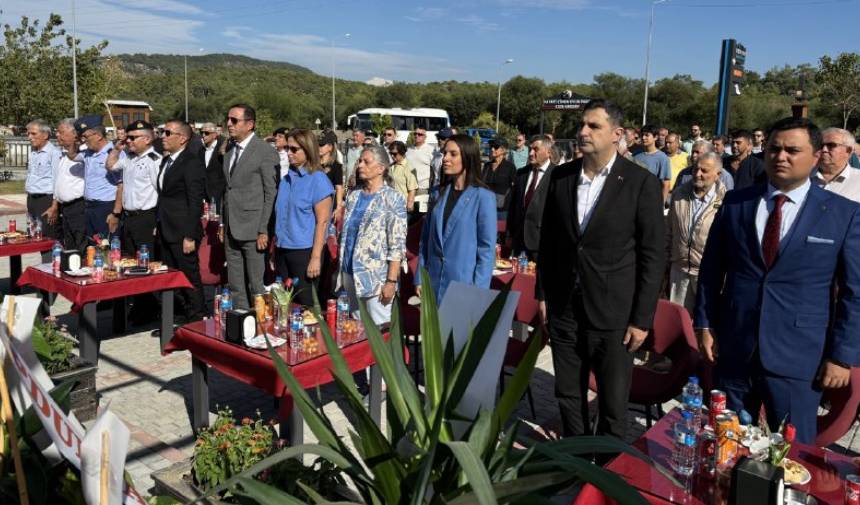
[
  {"left": 495, "top": 259, "right": 512, "bottom": 270},
  {"left": 302, "top": 309, "right": 318, "bottom": 326},
  {"left": 65, "top": 267, "right": 93, "bottom": 277},
  {"left": 119, "top": 258, "right": 139, "bottom": 268},
  {"left": 782, "top": 458, "right": 811, "bottom": 486},
  {"left": 244, "top": 333, "right": 286, "bottom": 349},
  {"left": 124, "top": 266, "right": 151, "bottom": 276}
]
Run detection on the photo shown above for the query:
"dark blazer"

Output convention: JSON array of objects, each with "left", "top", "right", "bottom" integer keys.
[
  {"left": 537, "top": 156, "right": 665, "bottom": 330},
  {"left": 733, "top": 155, "right": 766, "bottom": 189},
  {"left": 156, "top": 147, "right": 206, "bottom": 243},
  {"left": 507, "top": 163, "right": 555, "bottom": 253},
  {"left": 695, "top": 183, "right": 860, "bottom": 381},
  {"left": 203, "top": 137, "right": 226, "bottom": 202}
]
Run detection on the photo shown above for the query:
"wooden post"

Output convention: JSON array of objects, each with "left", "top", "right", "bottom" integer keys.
[
  {"left": 1, "top": 296, "right": 29, "bottom": 505},
  {"left": 100, "top": 431, "right": 110, "bottom": 505}
]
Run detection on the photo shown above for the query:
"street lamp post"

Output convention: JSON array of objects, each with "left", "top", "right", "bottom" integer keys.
[
  {"left": 331, "top": 33, "right": 351, "bottom": 130},
  {"left": 642, "top": 0, "right": 668, "bottom": 126},
  {"left": 496, "top": 58, "right": 514, "bottom": 133},
  {"left": 71, "top": 0, "right": 79, "bottom": 117},
  {"left": 184, "top": 55, "right": 188, "bottom": 122}
]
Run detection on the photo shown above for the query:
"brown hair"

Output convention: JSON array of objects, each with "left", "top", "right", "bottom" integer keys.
[{"left": 287, "top": 128, "right": 321, "bottom": 172}]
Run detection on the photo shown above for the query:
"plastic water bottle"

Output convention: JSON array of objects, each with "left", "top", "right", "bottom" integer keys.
[
  {"left": 51, "top": 241, "right": 62, "bottom": 276},
  {"left": 93, "top": 251, "right": 105, "bottom": 282},
  {"left": 34, "top": 218, "right": 43, "bottom": 240},
  {"left": 110, "top": 237, "right": 121, "bottom": 271},
  {"left": 518, "top": 251, "right": 528, "bottom": 272},
  {"left": 209, "top": 197, "right": 218, "bottom": 220},
  {"left": 274, "top": 276, "right": 284, "bottom": 290},
  {"left": 671, "top": 409, "right": 698, "bottom": 476},
  {"left": 681, "top": 376, "right": 704, "bottom": 432},
  {"left": 336, "top": 291, "right": 350, "bottom": 337},
  {"left": 290, "top": 307, "right": 304, "bottom": 349},
  {"left": 219, "top": 288, "right": 232, "bottom": 329},
  {"left": 138, "top": 245, "right": 149, "bottom": 269}
]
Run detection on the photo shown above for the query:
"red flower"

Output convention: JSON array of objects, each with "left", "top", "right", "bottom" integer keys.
[
  {"left": 285, "top": 278, "right": 293, "bottom": 289},
  {"left": 784, "top": 423, "right": 796, "bottom": 444}
]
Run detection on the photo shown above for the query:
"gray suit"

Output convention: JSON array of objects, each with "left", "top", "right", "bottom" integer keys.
[{"left": 223, "top": 133, "right": 279, "bottom": 309}]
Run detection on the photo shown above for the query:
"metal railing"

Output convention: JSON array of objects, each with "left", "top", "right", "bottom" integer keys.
[{"left": 1, "top": 137, "right": 33, "bottom": 169}]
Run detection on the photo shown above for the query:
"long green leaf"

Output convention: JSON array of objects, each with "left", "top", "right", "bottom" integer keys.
[
  {"left": 544, "top": 456, "right": 650, "bottom": 505},
  {"left": 17, "top": 380, "right": 75, "bottom": 440},
  {"left": 466, "top": 409, "right": 493, "bottom": 463},
  {"left": 418, "top": 267, "right": 444, "bottom": 410},
  {"left": 295, "top": 480, "right": 365, "bottom": 505},
  {"left": 310, "top": 289, "right": 361, "bottom": 404},
  {"left": 446, "top": 471, "right": 573, "bottom": 505},
  {"left": 442, "top": 441, "right": 498, "bottom": 505},
  {"left": 232, "top": 476, "right": 306, "bottom": 505},
  {"left": 493, "top": 330, "right": 543, "bottom": 431},
  {"left": 410, "top": 386, "right": 448, "bottom": 505}
]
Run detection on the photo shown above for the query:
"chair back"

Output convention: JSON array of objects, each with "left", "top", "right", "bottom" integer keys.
[
  {"left": 649, "top": 299, "right": 697, "bottom": 355},
  {"left": 198, "top": 220, "right": 227, "bottom": 286},
  {"left": 816, "top": 366, "right": 860, "bottom": 447}
]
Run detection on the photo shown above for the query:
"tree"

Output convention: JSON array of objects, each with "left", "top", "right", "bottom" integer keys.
[
  {"left": 817, "top": 52, "right": 860, "bottom": 128},
  {"left": 0, "top": 13, "right": 107, "bottom": 125},
  {"left": 500, "top": 76, "right": 546, "bottom": 133}
]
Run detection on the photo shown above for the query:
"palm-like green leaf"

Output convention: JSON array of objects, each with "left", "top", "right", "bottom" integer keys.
[
  {"left": 442, "top": 441, "right": 498, "bottom": 505},
  {"left": 418, "top": 268, "right": 444, "bottom": 410},
  {"left": 232, "top": 476, "right": 306, "bottom": 505},
  {"left": 446, "top": 471, "right": 573, "bottom": 505},
  {"left": 493, "top": 329, "right": 543, "bottom": 431}
]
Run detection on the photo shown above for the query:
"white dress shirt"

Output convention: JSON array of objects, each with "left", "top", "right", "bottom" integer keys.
[
  {"left": 525, "top": 159, "right": 551, "bottom": 199},
  {"left": 54, "top": 151, "right": 85, "bottom": 203},
  {"left": 577, "top": 154, "right": 616, "bottom": 230},
  {"left": 228, "top": 133, "right": 255, "bottom": 173},
  {"left": 204, "top": 140, "right": 217, "bottom": 167},
  {"left": 812, "top": 165, "right": 860, "bottom": 203},
  {"left": 277, "top": 149, "right": 290, "bottom": 179},
  {"left": 755, "top": 180, "right": 811, "bottom": 246},
  {"left": 159, "top": 148, "right": 184, "bottom": 192},
  {"left": 114, "top": 147, "right": 161, "bottom": 211}
]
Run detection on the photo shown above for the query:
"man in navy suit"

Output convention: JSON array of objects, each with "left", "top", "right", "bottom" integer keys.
[{"left": 696, "top": 117, "right": 860, "bottom": 444}]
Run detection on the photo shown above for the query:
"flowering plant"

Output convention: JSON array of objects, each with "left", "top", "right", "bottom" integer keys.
[{"left": 763, "top": 415, "right": 795, "bottom": 466}]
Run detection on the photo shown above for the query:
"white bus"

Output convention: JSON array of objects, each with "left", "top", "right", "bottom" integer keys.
[{"left": 346, "top": 107, "right": 450, "bottom": 145}]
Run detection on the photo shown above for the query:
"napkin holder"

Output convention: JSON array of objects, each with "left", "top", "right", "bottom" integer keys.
[
  {"left": 61, "top": 250, "right": 81, "bottom": 271},
  {"left": 729, "top": 457, "right": 784, "bottom": 505},
  {"left": 225, "top": 310, "right": 255, "bottom": 345}
]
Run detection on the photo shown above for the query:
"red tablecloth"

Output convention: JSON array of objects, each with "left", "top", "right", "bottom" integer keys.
[
  {"left": 164, "top": 319, "right": 379, "bottom": 398},
  {"left": 198, "top": 218, "right": 227, "bottom": 285},
  {"left": 0, "top": 238, "right": 54, "bottom": 257},
  {"left": 17, "top": 263, "right": 193, "bottom": 312},
  {"left": 492, "top": 271, "right": 539, "bottom": 325},
  {"left": 605, "top": 409, "right": 857, "bottom": 504}
]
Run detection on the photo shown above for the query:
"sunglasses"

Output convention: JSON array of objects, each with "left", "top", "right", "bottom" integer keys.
[
  {"left": 415, "top": 132, "right": 426, "bottom": 136},
  {"left": 822, "top": 142, "right": 848, "bottom": 151},
  {"left": 385, "top": 133, "right": 395, "bottom": 137},
  {"left": 227, "top": 117, "right": 245, "bottom": 125},
  {"left": 389, "top": 151, "right": 398, "bottom": 156},
  {"left": 287, "top": 145, "right": 302, "bottom": 153},
  {"left": 161, "top": 130, "right": 178, "bottom": 137},
  {"left": 127, "top": 135, "right": 145, "bottom": 140}
]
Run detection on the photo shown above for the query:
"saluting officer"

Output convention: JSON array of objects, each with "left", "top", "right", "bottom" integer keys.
[{"left": 106, "top": 120, "right": 160, "bottom": 256}]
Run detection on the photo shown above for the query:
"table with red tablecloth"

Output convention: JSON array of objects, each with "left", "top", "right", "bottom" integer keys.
[
  {"left": 17, "top": 263, "right": 192, "bottom": 364},
  {"left": 605, "top": 409, "right": 857, "bottom": 504},
  {"left": 198, "top": 218, "right": 227, "bottom": 286},
  {"left": 165, "top": 318, "right": 383, "bottom": 445},
  {"left": 0, "top": 238, "right": 54, "bottom": 295}
]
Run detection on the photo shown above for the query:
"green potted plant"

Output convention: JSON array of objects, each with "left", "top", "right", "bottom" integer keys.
[
  {"left": 189, "top": 269, "right": 676, "bottom": 504},
  {"left": 31, "top": 319, "right": 98, "bottom": 421}
]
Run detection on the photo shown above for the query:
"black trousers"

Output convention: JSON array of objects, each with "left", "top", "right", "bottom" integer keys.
[
  {"left": 274, "top": 247, "right": 319, "bottom": 307},
  {"left": 85, "top": 200, "right": 114, "bottom": 238},
  {"left": 158, "top": 233, "right": 205, "bottom": 320},
  {"left": 27, "top": 193, "right": 60, "bottom": 261},
  {"left": 548, "top": 293, "right": 633, "bottom": 440},
  {"left": 59, "top": 199, "right": 86, "bottom": 252},
  {"left": 122, "top": 209, "right": 157, "bottom": 256}
]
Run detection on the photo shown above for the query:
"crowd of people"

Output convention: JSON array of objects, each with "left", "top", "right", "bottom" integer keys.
[{"left": 21, "top": 97, "right": 860, "bottom": 446}]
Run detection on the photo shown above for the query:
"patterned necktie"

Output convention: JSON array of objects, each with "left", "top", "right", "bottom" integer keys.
[
  {"left": 762, "top": 194, "right": 788, "bottom": 269},
  {"left": 524, "top": 166, "right": 540, "bottom": 208}
]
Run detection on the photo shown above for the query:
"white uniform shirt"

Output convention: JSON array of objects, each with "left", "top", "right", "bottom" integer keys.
[
  {"left": 54, "top": 151, "right": 85, "bottom": 203},
  {"left": 113, "top": 147, "right": 161, "bottom": 211}
]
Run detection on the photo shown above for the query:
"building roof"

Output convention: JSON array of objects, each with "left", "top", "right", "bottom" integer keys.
[{"left": 105, "top": 99, "right": 153, "bottom": 110}]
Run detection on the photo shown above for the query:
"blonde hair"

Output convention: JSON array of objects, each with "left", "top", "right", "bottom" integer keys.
[{"left": 287, "top": 128, "right": 321, "bottom": 172}]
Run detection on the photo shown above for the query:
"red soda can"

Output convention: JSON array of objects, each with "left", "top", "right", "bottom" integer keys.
[
  {"left": 326, "top": 299, "right": 337, "bottom": 331},
  {"left": 698, "top": 427, "right": 717, "bottom": 477},
  {"left": 709, "top": 389, "right": 726, "bottom": 427},
  {"left": 846, "top": 475, "right": 860, "bottom": 505},
  {"left": 8, "top": 219, "right": 16, "bottom": 233},
  {"left": 214, "top": 294, "right": 222, "bottom": 319}
]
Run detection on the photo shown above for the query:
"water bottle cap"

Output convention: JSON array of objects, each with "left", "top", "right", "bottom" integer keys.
[
  {"left": 688, "top": 376, "right": 699, "bottom": 384},
  {"left": 681, "top": 410, "right": 693, "bottom": 419}
]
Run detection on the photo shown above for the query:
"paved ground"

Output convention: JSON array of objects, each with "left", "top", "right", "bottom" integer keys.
[{"left": 3, "top": 192, "right": 860, "bottom": 501}]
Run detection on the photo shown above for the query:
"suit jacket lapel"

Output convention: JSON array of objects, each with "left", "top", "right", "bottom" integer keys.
[
  {"left": 744, "top": 185, "right": 768, "bottom": 269},
  {"left": 443, "top": 186, "right": 475, "bottom": 243},
  {"left": 434, "top": 186, "right": 449, "bottom": 245},
  {"left": 580, "top": 158, "right": 624, "bottom": 238},
  {"left": 566, "top": 163, "right": 582, "bottom": 238},
  {"left": 773, "top": 186, "right": 827, "bottom": 269}
]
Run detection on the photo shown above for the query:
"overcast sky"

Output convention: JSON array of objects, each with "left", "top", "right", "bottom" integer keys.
[{"left": 2, "top": 0, "right": 853, "bottom": 85}]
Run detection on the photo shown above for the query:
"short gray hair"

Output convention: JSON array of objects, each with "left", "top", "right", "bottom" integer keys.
[
  {"left": 697, "top": 152, "right": 723, "bottom": 171},
  {"left": 362, "top": 145, "right": 390, "bottom": 171},
  {"left": 821, "top": 127, "right": 855, "bottom": 150},
  {"left": 692, "top": 140, "right": 714, "bottom": 153},
  {"left": 529, "top": 134, "right": 553, "bottom": 150},
  {"left": 57, "top": 118, "right": 76, "bottom": 132},
  {"left": 26, "top": 119, "right": 52, "bottom": 136}
]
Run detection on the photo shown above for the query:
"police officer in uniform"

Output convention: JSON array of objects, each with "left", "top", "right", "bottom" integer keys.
[
  {"left": 75, "top": 115, "right": 123, "bottom": 238},
  {"left": 106, "top": 120, "right": 160, "bottom": 256}
]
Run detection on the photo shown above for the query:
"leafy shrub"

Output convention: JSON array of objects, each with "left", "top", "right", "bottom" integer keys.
[{"left": 31, "top": 319, "right": 75, "bottom": 374}]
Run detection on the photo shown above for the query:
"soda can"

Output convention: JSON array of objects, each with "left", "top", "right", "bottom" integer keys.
[
  {"left": 715, "top": 412, "right": 737, "bottom": 468},
  {"left": 214, "top": 294, "right": 222, "bottom": 319},
  {"left": 254, "top": 294, "right": 266, "bottom": 324},
  {"left": 709, "top": 389, "right": 726, "bottom": 427},
  {"left": 845, "top": 474, "right": 860, "bottom": 505},
  {"left": 86, "top": 246, "right": 96, "bottom": 267},
  {"left": 698, "top": 428, "right": 717, "bottom": 477},
  {"left": 8, "top": 219, "right": 16, "bottom": 233}
]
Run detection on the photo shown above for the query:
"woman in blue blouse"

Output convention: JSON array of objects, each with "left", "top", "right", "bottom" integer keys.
[
  {"left": 339, "top": 145, "right": 407, "bottom": 325},
  {"left": 416, "top": 134, "right": 497, "bottom": 302},
  {"left": 274, "top": 128, "right": 334, "bottom": 306}
]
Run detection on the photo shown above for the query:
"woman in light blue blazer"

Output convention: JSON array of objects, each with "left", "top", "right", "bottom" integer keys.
[{"left": 416, "top": 134, "right": 497, "bottom": 302}]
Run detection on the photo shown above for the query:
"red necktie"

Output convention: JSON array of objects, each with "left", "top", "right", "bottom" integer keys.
[
  {"left": 524, "top": 167, "right": 540, "bottom": 208},
  {"left": 762, "top": 194, "right": 788, "bottom": 270}
]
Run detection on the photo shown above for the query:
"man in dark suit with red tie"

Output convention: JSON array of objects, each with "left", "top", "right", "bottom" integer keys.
[
  {"left": 506, "top": 135, "right": 555, "bottom": 260},
  {"left": 537, "top": 99, "right": 665, "bottom": 440},
  {"left": 696, "top": 117, "right": 860, "bottom": 444}
]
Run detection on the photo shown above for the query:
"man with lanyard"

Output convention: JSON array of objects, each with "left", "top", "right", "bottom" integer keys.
[
  {"left": 24, "top": 119, "right": 62, "bottom": 260},
  {"left": 75, "top": 115, "right": 123, "bottom": 238},
  {"left": 106, "top": 120, "right": 160, "bottom": 256}
]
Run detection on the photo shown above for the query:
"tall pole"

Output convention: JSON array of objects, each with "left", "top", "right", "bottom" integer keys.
[
  {"left": 184, "top": 55, "right": 189, "bottom": 122},
  {"left": 71, "top": 0, "right": 79, "bottom": 117},
  {"left": 495, "top": 59, "right": 513, "bottom": 133},
  {"left": 331, "top": 33, "right": 350, "bottom": 131},
  {"left": 642, "top": 0, "right": 667, "bottom": 126}
]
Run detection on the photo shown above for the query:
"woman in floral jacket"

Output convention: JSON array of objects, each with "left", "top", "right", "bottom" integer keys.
[{"left": 338, "top": 145, "right": 407, "bottom": 325}]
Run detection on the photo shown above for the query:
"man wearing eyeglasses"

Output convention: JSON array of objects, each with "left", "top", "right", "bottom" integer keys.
[
  {"left": 106, "top": 120, "right": 160, "bottom": 256},
  {"left": 200, "top": 122, "right": 225, "bottom": 206},
  {"left": 75, "top": 115, "right": 123, "bottom": 238},
  {"left": 382, "top": 127, "right": 397, "bottom": 162},
  {"left": 222, "top": 103, "right": 280, "bottom": 310},
  {"left": 508, "top": 133, "right": 529, "bottom": 169},
  {"left": 811, "top": 128, "right": 860, "bottom": 202},
  {"left": 406, "top": 127, "right": 434, "bottom": 214}
]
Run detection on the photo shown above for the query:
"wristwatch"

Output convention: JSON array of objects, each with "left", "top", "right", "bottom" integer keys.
[
  {"left": 385, "top": 279, "right": 398, "bottom": 284},
  {"left": 111, "top": 211, "right": 122, "bottom": 218}
]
